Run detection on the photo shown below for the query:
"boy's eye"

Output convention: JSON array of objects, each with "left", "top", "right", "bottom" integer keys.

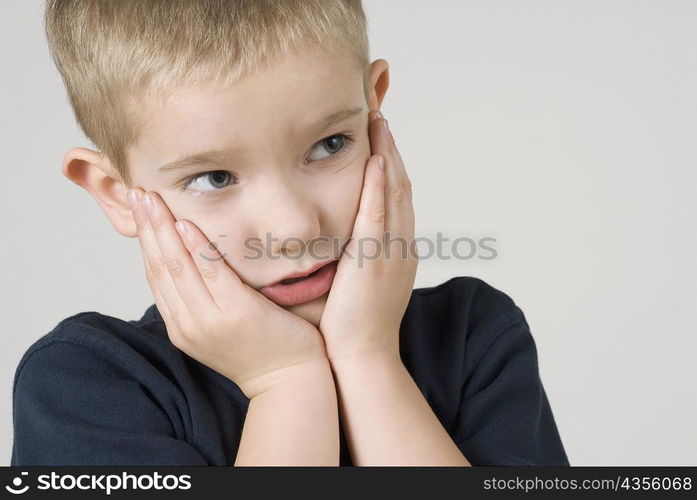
[
  {"left": 306, "top": 133, "right": 351, "bottom": 162},
  {"left": 178, "top": 170, "right": 235, "bottom": 195},
  {"left": 178, "top": 132, "right": 354, "bottom": 196}
]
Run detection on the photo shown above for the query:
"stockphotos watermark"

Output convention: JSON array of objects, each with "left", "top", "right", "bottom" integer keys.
[
  {"left": 196, "top": 231, "right": 499, "bottom": 267},
  {"left": 5, "top": 470, "right": 192, "bottom": 495}
]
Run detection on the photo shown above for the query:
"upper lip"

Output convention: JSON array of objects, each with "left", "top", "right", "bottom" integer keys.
[{"left": 259, "top": 260, "right": 336, "bottom": 289}]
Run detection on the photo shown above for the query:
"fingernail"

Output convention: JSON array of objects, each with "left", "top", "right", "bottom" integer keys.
[
  {"left": 127, "top": 188, "right": 139, "bottom": 209},
  {"left": 375, "top": 109, "right": 383, "bottom": 119},
  {"left": 175, "top": 221, "right": 188, "bottom": 237},
  {"left": 142, "top": 193, "right": 154, "bottom": 213},
  {"left": 377, "top": 155, "right": 385, "bottom": 170}
]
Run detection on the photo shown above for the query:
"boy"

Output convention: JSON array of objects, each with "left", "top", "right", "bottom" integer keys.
[{"left": 11, "top": 0, "right": 569, "bottom": 466}]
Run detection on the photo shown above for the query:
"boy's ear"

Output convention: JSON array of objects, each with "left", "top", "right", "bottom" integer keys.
[
  {"left": 368, "top": 58, "right": 389, "bottom": 112},
  {"left": 62, "top": 147, "right": 138, "bottom": 238}
]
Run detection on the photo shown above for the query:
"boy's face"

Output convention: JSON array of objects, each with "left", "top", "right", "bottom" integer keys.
[{"left": 121, "top": 45, "right": 386, "bottom": 327}]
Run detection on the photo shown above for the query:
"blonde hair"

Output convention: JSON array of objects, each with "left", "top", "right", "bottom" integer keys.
[{"left": 44, "top": 0, "right": 371, "bottom": 187}]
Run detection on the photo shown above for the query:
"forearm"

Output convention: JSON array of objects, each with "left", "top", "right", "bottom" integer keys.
[
  {"left": 234, "top": 357, "right": 340, "bottom": 466},
  {"left": 330, "top": 349, "right": 471, "bottom": 466}
]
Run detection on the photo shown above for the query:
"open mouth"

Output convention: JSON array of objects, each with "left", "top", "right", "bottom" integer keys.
[
  {"left": 279, "top": 267, "right": 323, "bottom": 285},
  {"left": 258, "top": 260, "right": 339, "bottom": 307}
]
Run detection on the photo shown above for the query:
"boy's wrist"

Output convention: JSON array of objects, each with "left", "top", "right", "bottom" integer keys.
[
  {"left": 327, "top": 342, "right": 404, "bottom": 375},
  {"left": 243, "top": 355, "right": 335, "bottom": 399}
]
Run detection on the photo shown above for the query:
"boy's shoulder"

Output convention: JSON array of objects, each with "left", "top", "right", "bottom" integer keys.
[
  {"left": 407, "top": 276, "right": 568, "bottom": 466},
  {"left": 12, "top": 306, "right": 177, "bottom": 396},
  {"left": 413, "top": 274, "right": 519, "bottom": 302},
  {"left": 408, "top": 275, "right": 526, "bottom": 332},
  {"left": 401, "top": 275, "right": 534, "bottom": 379},
  {"left": 10, "top": 306, "right": 219, "bottom": 466}
]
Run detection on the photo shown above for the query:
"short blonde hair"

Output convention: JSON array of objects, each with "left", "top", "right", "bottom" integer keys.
[{"left": 44, "top": 0, "right": 371, "bottom": 187}]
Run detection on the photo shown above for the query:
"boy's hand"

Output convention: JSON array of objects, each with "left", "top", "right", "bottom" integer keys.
[
  {"left": 128, "top": 188, "right": 328, "bottom": 399},
  {"left": 318, "top": 110, "right": 418, "bottom": 364}
]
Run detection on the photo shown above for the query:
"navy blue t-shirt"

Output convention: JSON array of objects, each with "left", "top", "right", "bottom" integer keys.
[{"left": 10, "top": 276, "right": 569, "bottom": 466}]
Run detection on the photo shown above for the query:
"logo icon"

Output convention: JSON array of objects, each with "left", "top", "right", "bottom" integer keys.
[{"left": 5, "top": 471, "right": 29, "bottom": 494}]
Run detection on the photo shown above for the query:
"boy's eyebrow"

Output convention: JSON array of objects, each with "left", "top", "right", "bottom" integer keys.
[{"left": 157, "top": 105, "right": 364, "bottom": 173}]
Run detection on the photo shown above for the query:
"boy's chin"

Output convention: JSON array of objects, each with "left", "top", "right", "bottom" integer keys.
[{"left": 284, "top": 292, "right": 329, "bottom": 328}]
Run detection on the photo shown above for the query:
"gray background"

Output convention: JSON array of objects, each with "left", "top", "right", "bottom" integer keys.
[{"left": 1, "top": 0, "right": 695, "bottom": 465}]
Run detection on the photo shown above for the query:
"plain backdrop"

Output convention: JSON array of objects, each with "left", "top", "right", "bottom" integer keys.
[{"left": 1, "top": 0, "right": 695, "bottom": 466}]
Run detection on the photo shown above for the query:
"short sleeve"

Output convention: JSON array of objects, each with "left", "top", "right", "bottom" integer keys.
[
  {"left": 11, "top": 340, "right": 209, "bottom": 466},
  {"left": 451, "top": 309, "right": 570, "bottom": 466}
]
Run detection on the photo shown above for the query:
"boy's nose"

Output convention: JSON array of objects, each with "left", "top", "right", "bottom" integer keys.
[{"left": 252, "top": 185, "right": 321, "bottom": 258}]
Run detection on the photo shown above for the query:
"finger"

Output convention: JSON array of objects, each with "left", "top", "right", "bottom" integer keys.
[
  {"left": 140, "top": 239, "right": 174, "bottom": 326},
  {"left": 128, "top": 190, "right": 171, "bottom": 324},
  {"left": 171, "top": 215, "right": 249, "bottom": 312},
  {"left": 384, "top": 118, "right": 412, "bottom": 198},
  {"left": 371, "top": 110, "right": 411, "bottom": 198},
  {"left": 385, "top": 120, "right": 412, "bottom": 201},
  {"left": 369, "top": 112, "right": 414, "bottom": 241},
  {"left": 128, "top": 187, "right": 190, "bottom": 325},
  {"left": 349, "top": 154, "right": 385, "bottom": 261},
  {"left": 141, "top": 190, "right": 221, "bottom": 318},
  {"left": 385, "top": 120, "right": 415, "bottom": 240},
  {"left": 128, "top": 188, "right": 174, "bottom": 325}
]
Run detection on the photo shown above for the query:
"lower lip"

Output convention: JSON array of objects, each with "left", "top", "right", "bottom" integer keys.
[{"left": 259, "top": 260, "right": 338, "bottom": 306}]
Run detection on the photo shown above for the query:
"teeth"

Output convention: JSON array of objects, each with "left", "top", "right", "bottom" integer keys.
[
  {"left": 281, "top": 276, "right": 307, "bottom": 285},
  {"left": 280, "top": 267, "right": 321, "bottom": 285}
]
